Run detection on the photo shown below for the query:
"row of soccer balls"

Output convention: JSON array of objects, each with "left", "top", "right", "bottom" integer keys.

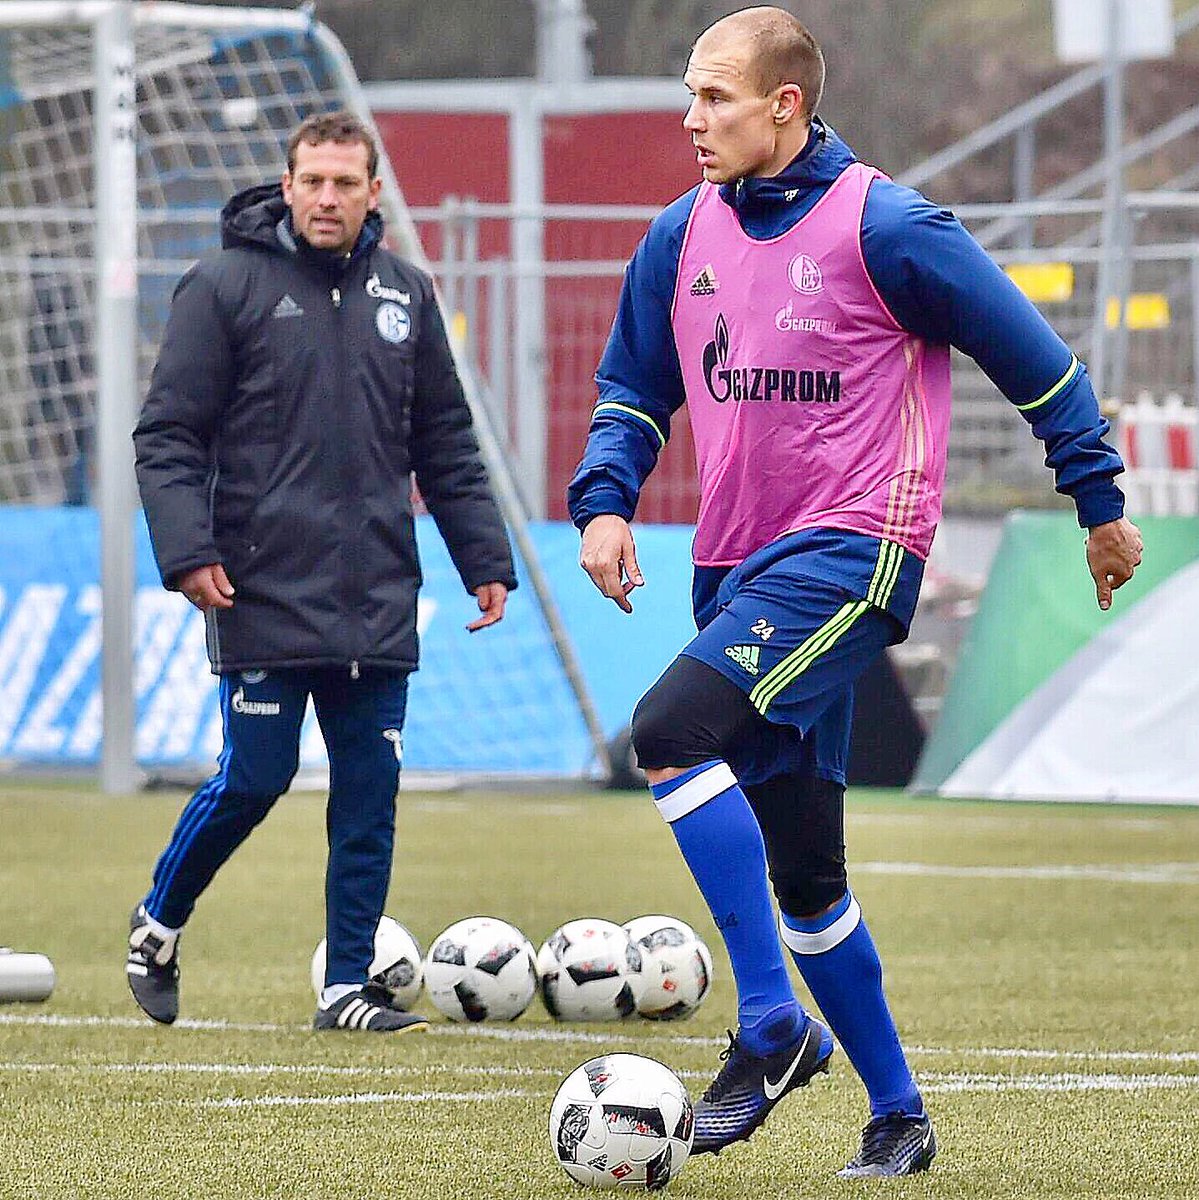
[{"left": 311, "top": 914, "right": 714, "bottom": 1023}]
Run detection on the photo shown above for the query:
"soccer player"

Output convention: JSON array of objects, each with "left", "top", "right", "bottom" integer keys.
[
  {"left": 568, "top": 6, "right": 1142, "bottom": 1178},
  {"left": 130, "top": 112, "right": 516, "bottom": 1032}
]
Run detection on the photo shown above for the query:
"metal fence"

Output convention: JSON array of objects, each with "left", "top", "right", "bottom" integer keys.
[
  {"left": 3, "top": 188, "right": 1196, "bottom": 521},
  {"left": 413, "top": 195, "right": 1199, "bottom": 522}
]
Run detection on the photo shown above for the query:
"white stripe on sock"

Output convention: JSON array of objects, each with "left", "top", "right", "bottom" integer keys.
[
  {"left": 779, "top": 895, "right": 862, "bottom": 955},
  {"left": 141, "top": 912, "right": 181, "bottom": 943},
  {"left": 653, "top": 763, "right": 737, "bottom": 823},
  {"left": 320, "top": 984, "right": 360, "bottom": 1009}
]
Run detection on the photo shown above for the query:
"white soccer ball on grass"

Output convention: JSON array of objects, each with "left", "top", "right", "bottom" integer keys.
[
  {"left": 549, "top": 1053, "right": 694, "bottom": 1190},
  {"left": 537, "top": 918, "right": 644, "bottom": 1021},
  {"left": 423, "top": 916, "right": 538, "bottom": 1022},
  {"left": 310, "top": 915, "right": 423, "bottom": 1010},
  {"left": 622, "top": 915, "right": 713, "bottom": 1021}
]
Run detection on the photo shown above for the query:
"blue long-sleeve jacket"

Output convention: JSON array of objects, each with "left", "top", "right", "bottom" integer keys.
[{"left": 567, "top": 120, "right": 1125, "bottom": 535}]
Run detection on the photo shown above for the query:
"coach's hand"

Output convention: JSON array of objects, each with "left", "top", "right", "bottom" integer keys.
[
  {"left": 580, "top": 514, "right": 644, "bottom": 614},
  {"left": 1086, "top": 517, "right": 1143, "bottom": 611},
  {"left": 467, "top": 582, "right": 509, "bottom": 631},
  {"left": 177, "top": 563, "right": 235, "bottom": 611}
]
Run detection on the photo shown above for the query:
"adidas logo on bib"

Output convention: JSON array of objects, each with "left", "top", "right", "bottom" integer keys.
[
  {"left": 690, "top": 264, "right": 720, "bottom": 296},
  {"left": 724, "top": 644, "right": 761, "bottom": 675}
]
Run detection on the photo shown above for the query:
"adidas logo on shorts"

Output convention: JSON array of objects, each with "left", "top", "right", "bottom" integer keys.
[
  {"left": 690, "top": 264, "right": 720, "bottom": 296},
  {"left": 724, "top": 644, "right": 761, "bottom": 675}
]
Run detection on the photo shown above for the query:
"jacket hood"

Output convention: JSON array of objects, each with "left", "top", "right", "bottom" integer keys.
[
  {"left": 219, "top": 182, "right": 384, "bottom": 262},
  {"left": 719, "top": 118, "right": 858, "bottom": 217}
]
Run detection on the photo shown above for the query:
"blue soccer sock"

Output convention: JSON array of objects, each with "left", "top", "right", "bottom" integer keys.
[
  {"left": 780, "top": 892, "right": 923, "bottom": 1116},
  {"left": 651, "top": 761, "right": 802, "bottom": 1055}
]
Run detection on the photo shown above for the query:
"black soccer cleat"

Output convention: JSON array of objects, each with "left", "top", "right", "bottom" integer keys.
[
  {"left": 691, "top": 1014, "right": 834, "bottom": 1155},
  {"left": 126, "top": 906, "right": 180, "bottom": 1025},
  {"left": 313, "top": 989, "right": 430, "bottom": 1033},
  {"left": 838, "top": 1112, "right": 937, "bottom": 1178}
]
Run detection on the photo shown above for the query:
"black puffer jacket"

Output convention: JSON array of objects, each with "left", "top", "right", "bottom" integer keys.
[{"left": 134, "top": 185, "right": 517, "bottom": 673}]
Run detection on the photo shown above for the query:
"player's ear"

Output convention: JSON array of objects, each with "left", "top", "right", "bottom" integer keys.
[
  {"left": 281, "top": 171, "right": 294, "bottom": 204},
  {"left": 773, "top": 84, "right": 802, "bottom": 125},
  {"left": 368, "top": 176, "right": 382, "bottom": 211}
]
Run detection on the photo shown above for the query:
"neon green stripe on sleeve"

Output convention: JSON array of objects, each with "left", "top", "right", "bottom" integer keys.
[
  {"left": 1015, "top": 355, "right": 1079, "bottom": 413},
  {"left": 592, "top": 402, "right": 667, "bottom": 449}
]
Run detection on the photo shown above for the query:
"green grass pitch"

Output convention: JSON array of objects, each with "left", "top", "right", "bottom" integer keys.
[{"left": 1, "top": 781, "right": 1196, "bottom": 1199}]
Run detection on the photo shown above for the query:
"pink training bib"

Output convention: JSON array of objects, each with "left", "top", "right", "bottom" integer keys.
[{"left": 671, "top": 163, "right": 951, "bottom": 566}]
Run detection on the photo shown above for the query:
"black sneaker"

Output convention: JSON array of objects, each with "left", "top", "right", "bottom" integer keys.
[
  {"left": 126, "top": 906, "right": 180, "bottom": 1025},
  {"left": 692, "top": 1015, "right": 834, "bottom": 1155},
  {"left": 838, "top": 1112, "right": 936, "bottom": 1178},
  {"left": 313, "top": 989, "right": 430, "bottom": 1033}
]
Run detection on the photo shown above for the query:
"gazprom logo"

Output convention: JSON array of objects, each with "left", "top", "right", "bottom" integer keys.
[
  {"left": 231, "top": 687, "right": 280, "bottom": 716},
  {"left": 701, "top": 313, "right": 840, "bottom": 405},
  {"left": 775, "top": 301, "right": 839, "bottom": 334},
  {"left": 702, "top": 313, "right": 731, "bottom": 402},
  {"left": 787, "top": 253, "right": 823, "bottom": 295},
  {"left": 366, "top": 273, "right": 410, "bottom": 304}
]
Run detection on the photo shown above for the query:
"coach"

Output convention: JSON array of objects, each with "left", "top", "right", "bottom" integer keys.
[{"left": 129, "top": 111, "right": 516, "bottom": 1033}]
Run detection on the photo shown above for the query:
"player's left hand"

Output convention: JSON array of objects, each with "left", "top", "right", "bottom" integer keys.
[
  {"left": 1085, "top": 516, "right": 1143, "bottom": 611},
  {"left": 467, "top": 581, "right": 508, "bottom": 631}
]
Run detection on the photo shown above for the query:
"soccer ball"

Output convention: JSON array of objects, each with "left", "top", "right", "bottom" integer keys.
[
  {"left": 537, "top": 918, "right": 644, "bottom": 1021},
  {"left": 309, "top": 915, "right": 422, "bottom": 1010},
  {"left": 423, "top": 916, "right": 538, "bottom": 1022},
  {"left": 549, "top": 1053, "right": 694, "bottom": 1190},
  {"left": 622, "top": 916, "right": 713, "bottom": 1021}
]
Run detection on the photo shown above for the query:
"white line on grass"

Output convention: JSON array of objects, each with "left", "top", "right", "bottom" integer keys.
[
  {"left": 0, "top": 1059, "right": 711, "bottom": 1085},
  {"left": 0, "top": 1061, "right": 555, "bottom": 1078},
  {"left": 3, "top": 1059, "right": 1195, "bottom": 1100},
  {"left": 907, "top": 1045, "right": 1199, "bottom": 1064},
  {"left": 171, "top": 1074, "right": 1199, "bottom": 1104},
  {"left": 920, "top": 1071, "right": 1199, "bottom": 1093},
  {"left": 4, "top": 1013, "right": 1198, "bottom": 1065},
  {"left": 0, "top": 1012, "right": 282, "bottom": 1033},
  {"left": 855, "top": 861, "right": 1199, "bottom": 884},
  {"left": 203, "top": 1089, "right": 531, "bottom": 1109}
]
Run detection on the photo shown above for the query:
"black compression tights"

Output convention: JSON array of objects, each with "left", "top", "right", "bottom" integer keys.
[{"left": 631, "top": 655, "right": 848, "bottom": 915}]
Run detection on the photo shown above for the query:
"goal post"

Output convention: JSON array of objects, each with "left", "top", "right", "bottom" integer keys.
[{"left": 0, "top": 1, "right": 610, "bottom": 786}]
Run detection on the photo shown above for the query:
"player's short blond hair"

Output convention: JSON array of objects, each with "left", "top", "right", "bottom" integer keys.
[{"left": 706, "top": 8, "right": 825, "bottom": 118}]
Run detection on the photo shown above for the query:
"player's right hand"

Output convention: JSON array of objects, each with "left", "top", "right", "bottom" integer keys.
[
  {"left": 1085, "top": 516, "right": 1142, "bottom": 611},
  {"left": 580, "top": 514, "right": 644, "bottom": 614},
  {"left": 177, "top": 563, "right": 235, "bottom": 611}
]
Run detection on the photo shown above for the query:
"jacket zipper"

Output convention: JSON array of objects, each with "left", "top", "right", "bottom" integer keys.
[{"left": 330, "top": 283, "right": 358, "bottom": 678}]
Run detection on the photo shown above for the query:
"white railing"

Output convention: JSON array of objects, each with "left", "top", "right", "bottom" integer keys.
[{"left": 1114, "top": 392, "right": 1198, "bottom": 515}]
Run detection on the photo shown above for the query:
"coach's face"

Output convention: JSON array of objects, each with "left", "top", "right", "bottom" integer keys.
[
  {"left": 283, "top": 138, "right": 381, "bottom": 255},
  {"left": 683, "top": 29, "right": 802, "bottom": 183}
]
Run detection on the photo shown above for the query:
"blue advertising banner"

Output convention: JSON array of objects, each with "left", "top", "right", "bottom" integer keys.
[{"left": 0, "top": 509, "right": 699, "bottom": 778}]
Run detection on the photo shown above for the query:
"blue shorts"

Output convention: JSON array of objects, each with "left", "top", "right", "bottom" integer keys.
[{"left": 685, "top": 545, "right": 902, "bottom": 786}]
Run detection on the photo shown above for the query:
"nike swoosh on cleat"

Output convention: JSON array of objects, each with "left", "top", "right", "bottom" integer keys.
[{"left": 763, "top": 1028, "right": 812, "bottom": 1100}]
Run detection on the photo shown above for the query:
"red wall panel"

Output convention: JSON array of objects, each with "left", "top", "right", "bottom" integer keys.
[
  {"left": 542, "top": 112, "right": 699, "bottom": 522},
  {"left": 373, "top": 106, "right": 702, "bottom": 523}
]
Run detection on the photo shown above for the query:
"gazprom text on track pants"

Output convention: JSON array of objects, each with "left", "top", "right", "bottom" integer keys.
[{"left": 141, "top": 667, "right": 409, "bottom": 988}]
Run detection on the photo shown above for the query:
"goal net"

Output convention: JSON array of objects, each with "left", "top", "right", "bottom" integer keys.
[{"left": 0, "top": 2, "right": 607, "bottom": 783}]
